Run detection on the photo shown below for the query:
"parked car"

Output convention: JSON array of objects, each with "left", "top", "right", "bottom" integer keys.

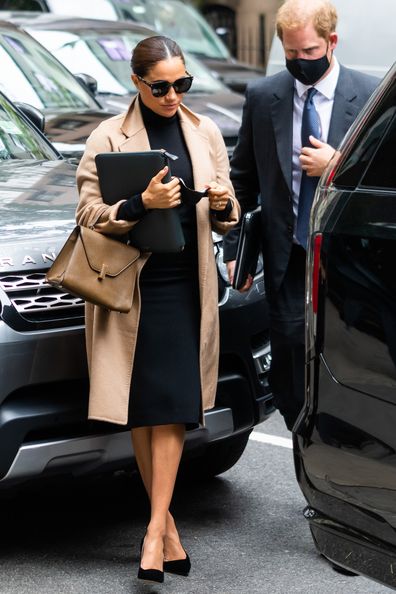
[
  {"left": 0, "top": 89, "right": 273, "bottom": 490},
  {"left": 0, "top": 19, "right": 118, "bottom": 158},
  {"left": 295, "top": 61, "right": 396, "bottom": 589},
  {"left": 0, "top": 0, "right": 265, "bottom": 92},
  {"left": 266, "top": 0, "right": 396, "bottom": 78},
  {"left": 17, "top": 15, "right": 245, "bottom": 158}
]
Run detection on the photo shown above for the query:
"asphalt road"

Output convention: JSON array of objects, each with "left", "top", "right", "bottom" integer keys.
[{"left": 0, "top": 412, "right": 391, "bottom": 594}]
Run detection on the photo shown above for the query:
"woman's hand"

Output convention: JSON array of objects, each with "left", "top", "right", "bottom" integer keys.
[
  {"left": 141, "top": 166, "right": 181, "bottom": 209},
  {"left": 207, "top": 182, "right": 229, "bottom": 211}
]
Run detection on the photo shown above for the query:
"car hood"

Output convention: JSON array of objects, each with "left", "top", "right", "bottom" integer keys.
[
  {"left": 200, "top": 58, "right": 264, "bottom": 93},
  {"left": 0, "top": 159, "right": 78, "bottom": 272},
  {"left": 44, "top": 108, "right": 114, "bottom": 159},
  {"left": 97, "top": 90, "right": 243, "bottom": 138}
]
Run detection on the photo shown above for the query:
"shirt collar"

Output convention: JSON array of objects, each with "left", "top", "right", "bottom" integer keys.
[{"left": 295, "top": 55, "right": 340, "bottom": 99}]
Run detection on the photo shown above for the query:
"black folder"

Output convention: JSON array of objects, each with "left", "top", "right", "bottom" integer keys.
[
  {"left": 95, "top": 150, "right": 185, "bottom": 253},
  {"left": 232, "top": 206, "right": 262, "bottom": 290}
]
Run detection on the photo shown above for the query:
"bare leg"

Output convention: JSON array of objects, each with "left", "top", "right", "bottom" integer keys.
[
  {"left": 131, "top": 424, "right": 185, "bottom": 569},
  {"left": 131, "top": 427, "right": 185, "bottom": 559}
]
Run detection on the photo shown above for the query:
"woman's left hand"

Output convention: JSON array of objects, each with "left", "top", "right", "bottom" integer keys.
[{"left": 207, "top": 182, "right": 229, "bottom": 211}]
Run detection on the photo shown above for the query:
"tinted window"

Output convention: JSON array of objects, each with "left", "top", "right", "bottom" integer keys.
[
  {"left": 332, "top": 82, "right": 396, "bottom": 188},
  {"left": 1, "top": 0, "right": 45, "bottom": 8},
  {"left": 0, "top": 29, "right": 97, "bottom": 111},
  {"left": 360, "top": 111, "right": 396, "bottom": 190},
  {"left": 0, "top": 93, "right": 57, "bottom": 160},
  {"left": 31, "top": 29, "right": 227, "bottom": 95}
]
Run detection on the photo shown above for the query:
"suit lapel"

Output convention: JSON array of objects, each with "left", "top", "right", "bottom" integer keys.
[
  {"left": 270, "top": 74, "right": 295, "bottom": 194},
  {"left": 328, "top": 66, "right": 361, "bottom": 148}
]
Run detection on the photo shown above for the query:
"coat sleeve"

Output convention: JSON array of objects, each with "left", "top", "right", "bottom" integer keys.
[
  {"left": 75, "top": 124, "right": 139, "bottom": 235},
  {"left": 208, "top": 121, "right": 240, "bottom": 236},
  {"left": 222, "top": 85, "right": 260, "bottom": 261}
]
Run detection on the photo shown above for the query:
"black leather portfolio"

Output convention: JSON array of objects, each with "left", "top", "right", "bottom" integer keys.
[
  {"left": 95, "top": 150, "right": 185, "bottom": 253},
  {"left": 232, "top": 206, "right": 262, "bottom": 290}
]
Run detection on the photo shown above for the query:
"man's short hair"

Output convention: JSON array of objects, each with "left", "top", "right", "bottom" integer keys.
[{"left": 276, "top": 0, "right": 338, "bottom": 41}]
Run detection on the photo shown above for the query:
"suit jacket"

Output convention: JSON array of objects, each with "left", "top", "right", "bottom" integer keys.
[
  {"left": 223, "top": 65, "right": 379, "bottom": 301},
  {"left": 76, "top": 97, "right": 239, "bottom": 425}
]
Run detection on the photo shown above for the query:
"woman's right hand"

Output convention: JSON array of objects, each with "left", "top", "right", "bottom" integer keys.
[{"left": 141, "top": 166, "right": 181, "bottom": 209}]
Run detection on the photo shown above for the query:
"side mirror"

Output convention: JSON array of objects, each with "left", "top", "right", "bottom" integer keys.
[
  {"left": 14, "top": 102, "right": 45, "bottom": 133},
  {"left": 215, "top": 26, "right": 230, "bottom": 46},
  {"left": 75, "top": 73, "right": 98, "bottom": 96}
]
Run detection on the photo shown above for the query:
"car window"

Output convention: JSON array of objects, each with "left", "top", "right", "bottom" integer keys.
[
  {"left": 114, "top": 0, "right": 230, "bottom": 59},
  {"left": 0, "top": 0, "right": 44, "bottom": 9},
  {"left": 0, "top": 29, "right": 98, "bottom": 110},
  {"left": 44, "top": 0, "right": 229, "bottom": 60},
  {"left": 332, "top": 83, "right": 396, "bottom": 189},
  {"left": 31, "top": 29, "right": 144, "bottom": 96},
  {"left": 47, "top": 0, "right": 118, "bottom": 19},
  {"left": 31, "top": 29, "right": 227, "bottom": 96},
  {"left": 360, "top": 111, "right": 396, "bottom": 190},
  {"left": 0, "top": 93, "right": 57, "bottom": 160}
]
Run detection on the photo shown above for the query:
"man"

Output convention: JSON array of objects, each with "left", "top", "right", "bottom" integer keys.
[{"left": 223, "top": 0, "right": 378, "bottom": 430}]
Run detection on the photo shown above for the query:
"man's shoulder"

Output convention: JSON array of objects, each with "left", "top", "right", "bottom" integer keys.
[
  {"left": 338, "top": 65, "right": 380, "bottom": 95},
  {"left": 246, "top": 70, "right": 293, "bottom": 98}
]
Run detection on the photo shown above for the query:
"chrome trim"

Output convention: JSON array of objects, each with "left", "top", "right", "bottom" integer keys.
[
  {"left": 252, "top": 341, "right": 272, "bottom": 375},
  {"left": 0, "top": 271, "right": 83, "bottom": 314}
]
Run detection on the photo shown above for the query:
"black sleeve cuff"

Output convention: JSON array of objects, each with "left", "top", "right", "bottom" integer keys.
[
  {"left": 210, "top": 199, "right": 233, "bottom": 222},
  {"left": 116, "top": 194, "right": 147, "bottom": 221}
]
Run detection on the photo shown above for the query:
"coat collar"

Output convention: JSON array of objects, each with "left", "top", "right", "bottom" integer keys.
[{"left": 120, "top": 95, "right": 201, "bottom": 139}]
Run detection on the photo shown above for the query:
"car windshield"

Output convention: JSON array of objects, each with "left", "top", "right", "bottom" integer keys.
[
  {"left": 46, "top": 0, "right": 230, "bottom": 60},
  {"left": 0, "top": 28, "right": 98, "bottom": 110},
  {"left": 31, "top": 29, "right": 227, "bottom": 96},
  {"left": 0, "top": 93, "right": 57, "bottom": 160}
]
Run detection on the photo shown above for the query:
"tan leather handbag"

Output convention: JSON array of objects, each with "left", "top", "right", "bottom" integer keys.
[{"left": 46, "top": 225, "right": 141, "bottom": 313}]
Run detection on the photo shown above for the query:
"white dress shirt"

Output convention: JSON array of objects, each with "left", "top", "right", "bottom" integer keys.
[{"left": 291, "top": 56, "right": 340, "bottom": 240}]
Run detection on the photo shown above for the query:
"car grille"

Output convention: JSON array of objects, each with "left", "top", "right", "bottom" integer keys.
[{"left": 0, "top": 270, "right": 84, "bottom": 331}]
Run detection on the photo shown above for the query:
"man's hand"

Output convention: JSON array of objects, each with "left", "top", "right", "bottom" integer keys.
[
  {"left": 226, "top": 260, "right": 253, "bottom": 292},
  {"left": 299, "top": 136, "right": 336, "bottom": 177}
]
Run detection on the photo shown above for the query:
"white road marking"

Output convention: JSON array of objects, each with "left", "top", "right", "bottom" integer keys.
[{"left": 250, "top": 431, "right": 293, "bottom": 449}]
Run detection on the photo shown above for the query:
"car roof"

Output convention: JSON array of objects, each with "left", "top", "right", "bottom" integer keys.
[{"left": 3, "top": 12, "right": 156, "bottom": 35}]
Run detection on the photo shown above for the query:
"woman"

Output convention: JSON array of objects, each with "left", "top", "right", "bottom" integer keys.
[{"left": 76, "top": 35, "right": 239, "bottom": 583}]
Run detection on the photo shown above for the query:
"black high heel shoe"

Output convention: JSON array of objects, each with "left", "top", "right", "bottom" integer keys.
[
  {"left": 137, "top": 566, "right": 164, "bottom": 584},
  {"left": 163, "top": 552, "right": 191, "bottom": 576},
  {"left": 138, "top": 536, "right": 164, "bottom": 584}
]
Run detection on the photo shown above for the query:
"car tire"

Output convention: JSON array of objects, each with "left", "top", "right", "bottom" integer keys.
[{"left": 181, "top": 430, "right": 252, "bottom": 480}]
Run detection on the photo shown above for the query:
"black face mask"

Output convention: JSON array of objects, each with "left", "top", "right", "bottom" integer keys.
[{"left": 286, "top": 52, "right": 330, "bottom": 85}]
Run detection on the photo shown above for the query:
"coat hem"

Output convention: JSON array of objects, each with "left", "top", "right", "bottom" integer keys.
[{"left": 88, "top": 415, "right": 128, "bottom": 425}]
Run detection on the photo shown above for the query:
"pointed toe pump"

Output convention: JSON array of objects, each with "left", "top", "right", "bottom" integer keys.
[
  {"left": 163, "top": 552, "right": 191, "bottom": 576},
  {"left": 137, "top": 535, "right": 164, "bottom": 584},
  {"left": 137, "top": 566, "right": 164, "bottom": 584}
]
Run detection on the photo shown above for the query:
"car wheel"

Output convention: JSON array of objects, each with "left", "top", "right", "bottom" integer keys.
[{"left": 181, "top": 430, "right": 252, "bottom": 480}]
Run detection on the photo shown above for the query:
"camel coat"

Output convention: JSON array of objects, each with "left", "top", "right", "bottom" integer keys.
[{"left": 76, "top": 97, "right": 239, "bottom": 425}]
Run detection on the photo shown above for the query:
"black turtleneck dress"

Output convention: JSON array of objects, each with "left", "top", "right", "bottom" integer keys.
[{"left": 124, "top": 101, "right": 201, "bottom": 429}]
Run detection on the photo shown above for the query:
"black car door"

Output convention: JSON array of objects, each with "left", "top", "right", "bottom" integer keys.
[{"left": 296, "top": 68, "right": 396, "bottom": 587}]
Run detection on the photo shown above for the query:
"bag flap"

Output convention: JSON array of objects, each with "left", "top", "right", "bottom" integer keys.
[{"left": 79, "top": 226, "right": 140, "bottom": 277}]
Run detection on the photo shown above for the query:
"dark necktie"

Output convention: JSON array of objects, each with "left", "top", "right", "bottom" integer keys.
[{"left": 296, "top": 87, "right": 320, "bottom": 248}]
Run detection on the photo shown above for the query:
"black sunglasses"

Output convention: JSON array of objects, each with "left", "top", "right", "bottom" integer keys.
[{"left": 137, "top": 73, "right": 193, "bottom": 97}]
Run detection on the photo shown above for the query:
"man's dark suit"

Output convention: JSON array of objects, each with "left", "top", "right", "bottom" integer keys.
[{"left": 223, "top": 64, "right": 378, "bottom": 428}]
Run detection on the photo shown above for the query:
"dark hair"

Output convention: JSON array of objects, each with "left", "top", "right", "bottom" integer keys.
[{"left": 131, "top": 35, "right": 185, "bottom": 77}]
